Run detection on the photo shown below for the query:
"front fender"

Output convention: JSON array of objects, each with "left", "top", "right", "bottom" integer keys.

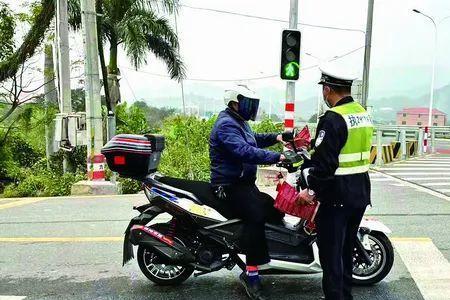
[
  {"left": 123, "top": 206, "right": 163, "bottom": 266},
  {"left": 360, "top": 218, "right": 392, "bottom": 234}
]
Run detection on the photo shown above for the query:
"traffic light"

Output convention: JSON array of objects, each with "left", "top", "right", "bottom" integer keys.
[{"left": 280, "top": 29, "right": 301, "bottom": 80}]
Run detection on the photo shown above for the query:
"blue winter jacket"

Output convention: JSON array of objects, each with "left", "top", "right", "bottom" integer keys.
[{"left": 209, "top": 108, "right": 281, "bottom": 186}]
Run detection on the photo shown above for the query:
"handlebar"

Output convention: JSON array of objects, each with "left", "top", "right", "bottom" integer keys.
[{"left": 276, "top": 148, "right": 311, "bottom": 173}]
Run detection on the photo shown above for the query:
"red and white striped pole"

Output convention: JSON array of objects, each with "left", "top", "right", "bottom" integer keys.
[
  {"left": 423, "top": 126, "right": 429, "bottom": 153},
  {"left": 284, "top": 103, "right": 295, "bottom": 132},
  {"left": 88, "top": 154, "right": 106, "bottom": 181}
]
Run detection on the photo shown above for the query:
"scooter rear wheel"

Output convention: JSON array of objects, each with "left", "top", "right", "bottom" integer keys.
[{"left": 137, "top": 224, "right": 194, "bottom": 286}]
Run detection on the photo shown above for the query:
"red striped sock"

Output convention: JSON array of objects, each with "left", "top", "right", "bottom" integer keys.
[{"left": 246, "top": 265, "right": 260, "bottom": 284}]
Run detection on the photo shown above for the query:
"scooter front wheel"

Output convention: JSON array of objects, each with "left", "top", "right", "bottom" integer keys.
[
  {"left": 137, "top": 224, "right": 194, "bottom": 286},
  {"left": 352, "top": 231, "right": 394, "bottom": 285}
]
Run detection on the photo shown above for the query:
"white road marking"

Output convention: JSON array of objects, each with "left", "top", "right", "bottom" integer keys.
[
  {"left": 371, "top": 170, "right": 450, "bottom": 202},
  {"left": 0, "top": 297, "right": 26, "bottom": 300},
  {"left": 391, "top": 163, "right": 450, "bottom": 167},
  {"left": 379, "top": 172, "right": 450, "bottom": 176},
  {"left": 437, "top": 189, "right": 450, "bottom": 193},
  {"left": 422, "top": 182, "right": 450, "bottom": 186},
  {"left": 404, "top": 177, "right": 450, "bottom": 181},
  {"left": 416, "top": 158, "right": 450, "bottom": 161},
  {"left": 391, "top": 183, "right": 407, "bottom": 187},
  {"left": 370, "top": 178, "right": 395, "bottom": 182},
  {"left": 393, "top": 238, "right": 450, "bottom": 300},
  {"left": 379, "top": 168, "right": 450, "bottom": 171}
]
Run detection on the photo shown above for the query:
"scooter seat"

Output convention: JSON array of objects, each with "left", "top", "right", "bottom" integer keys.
[{"left": 158, "top": 177, "right": 234, "bottom": 218}]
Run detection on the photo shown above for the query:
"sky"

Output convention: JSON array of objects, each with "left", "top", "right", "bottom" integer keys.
[{"left": 8, "top": 0, "right": 450, "bottom": 116}]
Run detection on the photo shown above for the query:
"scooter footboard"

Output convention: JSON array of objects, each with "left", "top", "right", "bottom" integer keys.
[{"left": 129, "top": 225, "right": 196, "bottom": 264}]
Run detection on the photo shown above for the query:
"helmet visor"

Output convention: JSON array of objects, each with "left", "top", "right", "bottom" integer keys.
[{"left": 237, "top": 94, "right": 260, "bottom": 121}]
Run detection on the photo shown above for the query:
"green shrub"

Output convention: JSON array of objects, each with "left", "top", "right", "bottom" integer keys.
[
  {"left": 251, "top": 117, "right": 284, "bottom": 152},
  {"left": 118, "top": 177, "right": 143, "bottom": 194},
  {"left": 3, "top": 170, "right": 85, "bottom": 198},
  {"left": 158, "top": 115, "right": 216, "bottom": 181}
]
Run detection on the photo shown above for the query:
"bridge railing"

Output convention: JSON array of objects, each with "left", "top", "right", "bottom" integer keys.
[{"left": 301, "top": 123, "right": 449, "bottom": 166}]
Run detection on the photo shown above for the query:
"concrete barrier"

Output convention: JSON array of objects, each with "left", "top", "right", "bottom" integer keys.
[
  {"left": 370, "top": 144, "right": 395, "bottom": 164},
  {"left": 390, "top": 141, "right": 401, "bottom": 159},
  {"left": 407, "top": 140, "right": 418, "bottom": 157}
]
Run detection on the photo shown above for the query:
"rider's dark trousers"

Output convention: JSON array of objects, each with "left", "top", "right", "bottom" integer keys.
[
  {"left": 224, "top": 183, "right": 284, "bottom": 266},
  {"left": 316, "top": 204, "right": 366, "bottom": 300}
]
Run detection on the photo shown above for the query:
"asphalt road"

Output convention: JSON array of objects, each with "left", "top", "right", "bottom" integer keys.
[{"left": 1, "top": 164, "right": 450, "bottom": 299}]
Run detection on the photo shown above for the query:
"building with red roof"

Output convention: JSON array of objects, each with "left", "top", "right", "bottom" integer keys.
[{"left": 396, "top": 107, "right": 447, "bottom": 126}]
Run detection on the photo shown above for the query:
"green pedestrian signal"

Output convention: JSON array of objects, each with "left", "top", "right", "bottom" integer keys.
[
  {"left": 283, "top": 62, "right": 300, "bottom": 79},
  {"left": 280, "top": 30, "right": 301, "bottom": 80}
]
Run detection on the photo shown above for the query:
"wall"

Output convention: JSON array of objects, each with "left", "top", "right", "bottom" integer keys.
[{"left": 396, "top": 113, "right": 446, "bottom": 126}]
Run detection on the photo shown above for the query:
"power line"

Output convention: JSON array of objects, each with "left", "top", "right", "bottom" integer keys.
[
  {"left": 180, "top": 4, "right": 365, "bottom": 34},
  {"left": 119, "top": 45, "right": 364, "bottom": 82},
  {"left": 122, "top": 73, "right": 138, "bottom": 101}
]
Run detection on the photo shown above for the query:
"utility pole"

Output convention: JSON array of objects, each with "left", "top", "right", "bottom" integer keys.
[
  {"left": 285, "top": 0, "right": 298, "bottom": 132},
  {"left": 80, "top": 0, "right": 104, "bottom": 170},
  {"left": 56, "top": 0, "right": 72, "bottom": 172},
  {"left": 72, "top": 0, "right": 118, "bottom": 195},
  {"left": 361, "top": 0, "right": 374, "bottom": 109},
  {"left": 44, "top": 44, "right": 57, "bottom": 169}
]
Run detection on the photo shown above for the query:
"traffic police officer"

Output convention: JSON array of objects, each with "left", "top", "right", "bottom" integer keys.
[{"left": 298, "top": 67, "right": 373, "bottom": 300}]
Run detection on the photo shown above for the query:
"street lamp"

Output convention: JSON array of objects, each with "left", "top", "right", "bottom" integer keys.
[{"left": 412, "top": 9, "right": 437, "bottom": 129}]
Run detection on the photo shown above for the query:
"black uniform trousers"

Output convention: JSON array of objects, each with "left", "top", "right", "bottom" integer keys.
[
  {"left": 224, "top": 183, "right": 284, "bottom": 266},
  {"left": 316, "top": 204, "right": 366, "bottom": 300}
]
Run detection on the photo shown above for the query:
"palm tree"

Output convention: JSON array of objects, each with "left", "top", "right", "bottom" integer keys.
[
  {"left": 94, "top": 0, "right": 184, "bottom": 138},
  {"left": 1, "top": 0, "right": 184, "bottom": 134},
  {"left": 68, "top": 0, "right": 184, "bottom": 137}
]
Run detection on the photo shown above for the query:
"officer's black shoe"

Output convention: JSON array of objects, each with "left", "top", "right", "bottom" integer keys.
[{"left": 239, "top": 272, "right": 268, "bottom": 300}]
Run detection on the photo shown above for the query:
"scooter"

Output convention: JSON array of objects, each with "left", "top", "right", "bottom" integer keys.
[{"left": 101, "top": 132, "right": 394, "bottom": 287}]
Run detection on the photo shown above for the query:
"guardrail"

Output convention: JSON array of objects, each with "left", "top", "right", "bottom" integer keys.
[{"left": 301, "top": 123, "right": 449, "bottom": 166}]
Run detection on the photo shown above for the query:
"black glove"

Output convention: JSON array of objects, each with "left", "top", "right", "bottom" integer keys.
[{"left": 281, "top": 131, "right": 294, "bottom": 142}]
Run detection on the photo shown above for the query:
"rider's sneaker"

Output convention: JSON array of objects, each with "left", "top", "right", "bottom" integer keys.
[{"left": 239, "top": 272, "right": 268, "bottom": 300}]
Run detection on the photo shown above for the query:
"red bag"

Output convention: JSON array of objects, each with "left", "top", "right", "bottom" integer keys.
[
  {"left": 274, "top": 181, "right": 320, "bottom": 230},
  {"left": 293, "top": 126, "right": 312, "bottom": 150}
]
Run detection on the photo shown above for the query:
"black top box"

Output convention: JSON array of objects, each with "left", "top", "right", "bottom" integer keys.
[{"left": 101, "top": 134, "right": 165, "bottom": 178}]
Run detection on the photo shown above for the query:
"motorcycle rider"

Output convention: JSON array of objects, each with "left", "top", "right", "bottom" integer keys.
[
  {"left": 209, "top": 85, "right": 288, "bottom": 300},
  {"left": 297, "top": 67, "right": 373, "bottom": 300}
]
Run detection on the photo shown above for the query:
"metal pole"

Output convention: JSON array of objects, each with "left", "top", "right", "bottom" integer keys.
[
  {"left": 400, "top": 129, "right": 406, "bottom": 160},
  {"left": 428, "top": 23, "right": 437, "bottom": 128},
  {"left": 44, "top": 43, "right": 57, "bottom": 168},
  {"left": 361, "top": 0, "right": 374, "bottom": 109},
  {"left": 431, "top": 127, "right": 436, "bottom": 153},
  {"left": 285, "top": 0, "right": 298, "bottom": 131},
  {"left": 376, "top": 129, "right": 383, "bottom": 166},
  {"left": 56, "top": 0, "right": 72, "bottom": 172},
  {"left": 56, "top": 0, "right": 72, "bottom": 114},
  {"left": 418, "top": 128, "right": 424, "bottom": 156},
  {"left": 81, "top": 0, "right": 104, "bottom": 166}
]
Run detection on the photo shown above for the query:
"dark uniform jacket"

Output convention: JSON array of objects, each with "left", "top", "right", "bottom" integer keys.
[
  {"left": 209, "top": 108, "right": 280, "bottom": 186},
  {"left": 301, "top": 96, "right": 371, "bottom": 208}
]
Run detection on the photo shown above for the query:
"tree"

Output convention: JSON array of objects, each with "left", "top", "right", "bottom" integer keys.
[
  {"left": 82, "top": 0, "right": 184, "bottom": 140},
  {"left": 132, "top": 101, "right": 176, "bottom": 131},
  {"left": 0, "top": 2, "right": 15, "bottom": 61},
  {"left": 0, "top": 57, "right": 53, "bottom": 123},
  {"left": 0, "top": 0, "right": 80, "bottom": 83}
]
